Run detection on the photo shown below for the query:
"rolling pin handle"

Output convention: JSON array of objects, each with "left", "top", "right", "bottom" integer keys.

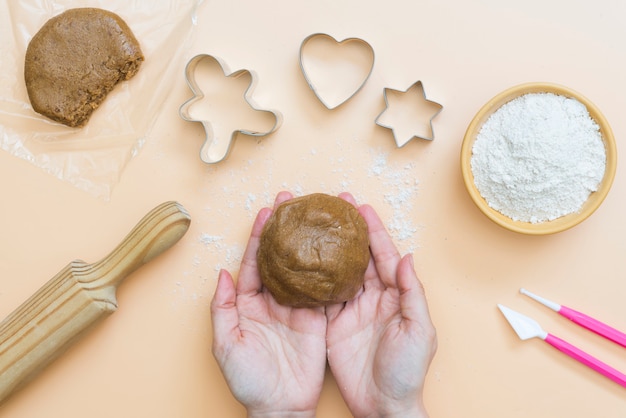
[{"left": 79, "top": 201, "right": 191, "bottom": 289}]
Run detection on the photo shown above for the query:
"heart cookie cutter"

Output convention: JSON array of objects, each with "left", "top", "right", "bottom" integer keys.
[
  {"left": 179, "top": 54, "right": 282, "bottom": 164},
  {"left": 299, "top": 33, "right": 375, "bottom": 110},
  {"left": 375, "top": 80, "right": 443, "bottom": 146}
]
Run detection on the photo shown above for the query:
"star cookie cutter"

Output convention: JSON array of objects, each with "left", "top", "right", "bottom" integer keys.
[
  {"left": 179, "top": 54, "right": 282, "bottom": 164},
  {"left": 299, "top": 33, "right": 375, "bottom": 110},
  {"left": 375, "top": 80, "right": 443, "bottom": 147}
]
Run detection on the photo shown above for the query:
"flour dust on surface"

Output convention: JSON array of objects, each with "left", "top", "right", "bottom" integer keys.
[{"left": 178, "top": 138, "right": 423, "bottom": 305}]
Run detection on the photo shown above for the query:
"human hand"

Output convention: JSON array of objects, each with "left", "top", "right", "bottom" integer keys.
[
  {"left": 210, "top": 192, "right": 327, "bottom": 418},
  {"left": 326, "top": 193, "right": 438, "bottom": 418}
]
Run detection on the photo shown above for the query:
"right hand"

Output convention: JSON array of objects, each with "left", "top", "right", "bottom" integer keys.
[{"left": 325, "top": 193, "right": 438, "bottom": 418}]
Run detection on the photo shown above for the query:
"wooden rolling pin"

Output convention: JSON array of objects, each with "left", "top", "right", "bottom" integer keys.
[{"left": 0, "top": 201, "right": 191, "bottom": 405}]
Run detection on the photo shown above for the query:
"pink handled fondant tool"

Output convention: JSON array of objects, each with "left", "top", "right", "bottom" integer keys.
[
  {"left": 520, "top": 288, "right": 626, "bottom": 348},
  {"left": 498, "top": 304, "right": 626, "bottom": 387}
]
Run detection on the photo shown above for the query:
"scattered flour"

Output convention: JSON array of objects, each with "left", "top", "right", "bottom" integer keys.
[
  {"left": 180, "top": 140, "right": 422, "bottom": 305},
  {"left": 471, "top": 92, "right": 606, "bottom": 223},
  {"left": 198, "top": 233, "right": 244, "bottom": 273},
  {"left": 197, "top": 147, "right": 419, "bottom": 266},
  {"left": 368, "top": 152, "right": 420, "bottom": 242}
]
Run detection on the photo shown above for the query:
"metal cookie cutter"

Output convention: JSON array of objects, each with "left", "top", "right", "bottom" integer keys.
[
  {"left": 375, "top": 80, "right": 443, "bottom": 147},
  {"left": 299, "top": 33, "right": 375, "bottom": 110},
  {"left": 179, "top": 54, "right": 282, "bottom": 164}
]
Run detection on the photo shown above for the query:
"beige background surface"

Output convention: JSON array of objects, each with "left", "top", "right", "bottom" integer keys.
[{"left": 2, "top": 0, "right": 626, "bottom": 416}]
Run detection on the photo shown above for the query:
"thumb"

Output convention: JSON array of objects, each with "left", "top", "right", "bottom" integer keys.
[
  {"left": 211, "top": 269, "right": 241, "bottom": 351},
  {"left": 397, "top": 254, "right": 433, "bottom": 326}
]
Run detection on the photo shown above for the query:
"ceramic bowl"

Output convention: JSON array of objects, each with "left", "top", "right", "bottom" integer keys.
[{"left": 460, "top": 82, "right": 617, "bottom": 235}]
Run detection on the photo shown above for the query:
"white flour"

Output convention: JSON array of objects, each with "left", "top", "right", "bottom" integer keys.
[
  {"left": 176, "top": 147, "right": 421, "bottom": 315},
  {"left": 368, "top": 152, "right": 420, "bottom": 241},
  {"left": 471, "top": 92, "right": 606, "bottom": 223}
]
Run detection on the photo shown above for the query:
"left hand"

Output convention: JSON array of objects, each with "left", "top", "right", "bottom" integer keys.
[{"left": 210, "top": 192, "right": 328, "bottom": 418}]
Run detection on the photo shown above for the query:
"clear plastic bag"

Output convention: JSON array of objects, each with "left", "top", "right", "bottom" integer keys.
[{"left": 0, "top": 0, "right": 202, "bottom": 199}]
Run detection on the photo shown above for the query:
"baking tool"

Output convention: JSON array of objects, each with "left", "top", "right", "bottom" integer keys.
[
  {"left": 460, "top": 82, "right": 617, "bottom": 235},
  {"left": 299, "top": 33, "right": 374, "bottom": 110},
  {"left": 0, "top": 201, "right": 191, "bottom": 404},
  {"left": 374, "top": 80, "right": 443, "bottom": 146},
  {"left": 520, "top": 288, "right": 626, "bottom": 348},
  {"left": 498, "top": 304, "right": 626, "bottom": 387},
  {"left": 179, "top": 54, "right": 282, "bottom": 164}
]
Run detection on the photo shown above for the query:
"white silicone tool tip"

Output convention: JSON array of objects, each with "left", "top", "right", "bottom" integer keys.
[
  {"left": 520, "top": 288, "right": 561, "bottom": 312},
  {"left": 498, "top": 304, "right": 548, "bottom": 340}
]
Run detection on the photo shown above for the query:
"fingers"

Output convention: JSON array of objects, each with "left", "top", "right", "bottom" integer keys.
[
  {"left": 212, "top": 269, "right": 237, "bottom": 309},
  {"left": 397, "top": 254, "right": 435, "bottom": 332},
  {"left": 236, "top": 206, "right": 273, "bottom": 295},
  {"left": 211, "top": 269, "right": 240, "bottom": 348},
  {"left": 358, "top": 204, "right": 401, "bottom": 289},
  {"left": 341, "top": 193, "right": 393, "bottom": 292},
  {"left": 338, "top": 192, "right": 358, "bottom": 207},
  {"left": 236, "top": 191, "right": 293, "bottom": 296},
  {"left": 212, "top": 191, "right": 293, "bottom": 350},
  {"left": 274, "top": 190, "right": 293, "bottom": 207}
]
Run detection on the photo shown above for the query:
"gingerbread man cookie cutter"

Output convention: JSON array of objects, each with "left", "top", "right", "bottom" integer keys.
[{"left": 179, "top": 54, "right": 282, "bottom": 164}]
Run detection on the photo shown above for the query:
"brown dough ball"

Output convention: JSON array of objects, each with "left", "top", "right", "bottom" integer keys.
[
  {"left": 24, "top": 8, "right": 144, "bottom": 127},
  {"left": 257, "top": 193, "right": 370, "bottom": 308}
]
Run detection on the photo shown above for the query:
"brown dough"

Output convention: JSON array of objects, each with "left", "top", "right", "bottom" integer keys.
[
  {"left": 257, "top": 193, "right": 370, "bottom": 308},
  {"left": 24, "top": 8, "right": 144, "bottom": 127}
]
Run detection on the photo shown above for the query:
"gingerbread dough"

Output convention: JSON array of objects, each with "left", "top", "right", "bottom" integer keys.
[
  {"left": 257, "top": 193, "right": 370, "bottom": 308},
  {"left": 24, "top": 8, "right": 144, "bottom": 127}
]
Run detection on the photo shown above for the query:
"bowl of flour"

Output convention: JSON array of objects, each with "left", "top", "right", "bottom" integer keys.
[{"left": 461, "top": 82, "right": 616, "bottom": 235}]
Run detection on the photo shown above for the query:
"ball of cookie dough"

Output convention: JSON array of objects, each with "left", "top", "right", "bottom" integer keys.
[{"left": 257, "top": 193, "right": 370, "bottom": 308}]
